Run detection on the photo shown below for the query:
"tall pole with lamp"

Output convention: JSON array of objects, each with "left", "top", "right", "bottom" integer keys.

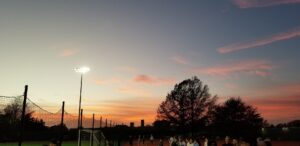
[{"left": 75, "top": 67, "right": 90, "bottom": 146}]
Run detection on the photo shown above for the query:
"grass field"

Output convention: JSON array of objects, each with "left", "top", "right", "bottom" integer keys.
[
  {"left": 0, "top": 141, "right": 90, "bottom": 146},
  {"left": 122, "top": 139, "right": 300, "bottom": 146}
]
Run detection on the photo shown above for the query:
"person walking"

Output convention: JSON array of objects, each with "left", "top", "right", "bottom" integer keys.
[{"left": 150, "top": 134, "right": 154, "bottom": 144}]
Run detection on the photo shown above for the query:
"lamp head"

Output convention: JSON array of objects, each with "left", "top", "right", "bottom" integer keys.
[{"left": 74, "top": 67, "right": 90, "bottom": 74}]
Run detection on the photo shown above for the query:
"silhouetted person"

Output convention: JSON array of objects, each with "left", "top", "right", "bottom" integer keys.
[
  {"left": 232, "top": 139, "right": 238, "bottom": 146},
  {"left": 257, "top": 137, "right": 266, "bottom": 146},
  {"left": 159, "top": 139, "right": 164, "bottom": 146},
  {"left": 178, "top": 136, "right": 186, "bottom": 146},
  {"left": 193, "top": 139, "right": 200, "bottom": 146},
  {"left": 129, "top": 135, "right": 133, "bottom": 146},
  {"left": 264, "top": 138, "right": 272, "bottom": 146},
  {"left": 222, "top": 136, "right": 233, "bottom": 146},
  {"left": 171, "top": 136, "right": 178, "bottom": 146},
  {"left": 187, "top": 138, "right": 193, "bottom": 146},
  {"left": 203, "top": 137, "right": 208, "bottom": 146},
  {"left": 208, "top": 137, "right": 217, "bottom": 146},
  {"left": 150, "top": 134, "right": 154, "bottom": 144},
  {"left": 142, "top": 135, "right": 145, "bottom": 144}
]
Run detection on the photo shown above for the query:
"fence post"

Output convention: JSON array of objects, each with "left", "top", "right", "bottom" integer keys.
[
  {"left": 90, "top": 113, "right": 95, "bottom": 146},
  {"left": 100, "top": 116, "right": 102, "bottom": 128},
  {"left": 59, "top": 101, "right": 65, "bottom": 146},
  {"left": 18, "top": 85, "right": 28, "bottom": 146}
]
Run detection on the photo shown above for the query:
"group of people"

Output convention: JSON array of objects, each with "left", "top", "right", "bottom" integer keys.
[
  {"left": 169, "top": 136, "right": 200, "bottom": 146},
  {"left": 166, "top": 136, "right": 272, "bottom": 146}
]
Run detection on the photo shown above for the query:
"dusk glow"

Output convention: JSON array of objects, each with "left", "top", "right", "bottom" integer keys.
[{"left": 1, "top": 0, "right": 300, "bottom": 126}]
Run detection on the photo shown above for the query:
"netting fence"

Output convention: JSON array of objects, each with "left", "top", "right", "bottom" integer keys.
[{"left": 0, "top": 86, "right": 119, "bottom": 146}]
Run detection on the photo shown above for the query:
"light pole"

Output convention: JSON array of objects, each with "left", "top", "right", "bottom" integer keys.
[{"left": 74, "top": 67, "right": 90, "bottom": 146}]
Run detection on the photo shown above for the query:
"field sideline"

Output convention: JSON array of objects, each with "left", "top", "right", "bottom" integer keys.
[{"left": 0, "top": 141, "right": 90, "bottom": 146}]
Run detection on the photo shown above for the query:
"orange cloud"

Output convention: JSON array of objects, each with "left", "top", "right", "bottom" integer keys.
[
  {"left": 171, "top": 56, "right": 190, "bottom": 65},
  {"left": 218, "top": 27, "right": 300, "bottom": 53},
  {"left": 195, "top": 59, "right": 273, "bottom": 77},
  {"left": 134, "top": 74, "right": 176, "bottom": 85},
  {"left": 232, "top": 0, "right": 300, "bottom": 8},
  {"left": 59, "top": 49, "right": 79, "bottom": 57}
]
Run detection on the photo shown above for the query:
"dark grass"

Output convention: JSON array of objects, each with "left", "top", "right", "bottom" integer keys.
[{"left": 0, "top": 141, "right": 90, "bottom": 146}]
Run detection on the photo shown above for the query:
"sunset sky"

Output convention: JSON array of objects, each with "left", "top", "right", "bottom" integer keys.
[{"left": 0, "top": 0, "right": 300, "bottom": 125}]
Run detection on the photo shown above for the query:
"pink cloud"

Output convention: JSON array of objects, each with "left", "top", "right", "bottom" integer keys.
[
  {"left": 171, "top": 56, "right": 190, "bottom": 65},
  {"left": 218, "top": 27, "right": 300, "bottom": 53},
  {"left": 195, "top": 60, "right": 273, "bottom": 77},
  {"left": 232, "top": 0, "right": 300, "bottom": 8},
  {"left": 134, "top": 74, "right": 176, "bottom": 85},
  {"left": 59, "top": 49, "right": 79, "bottom": 57}
]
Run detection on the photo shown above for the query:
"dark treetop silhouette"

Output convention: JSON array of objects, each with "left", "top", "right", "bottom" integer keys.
[{"left": 157, "top": 76, "right": 217, "bottom": 132}]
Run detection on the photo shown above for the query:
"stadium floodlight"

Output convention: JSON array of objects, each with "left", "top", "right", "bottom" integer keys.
[
  {"left": 74, "top": 66, "right": 90, "bottom": 146},
  {"left": 74, "top": 67, "right": 90, "bottom": 74}
]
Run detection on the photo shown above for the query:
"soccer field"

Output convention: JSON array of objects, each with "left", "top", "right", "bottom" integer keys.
[{"left": 0, "top": 141, "right": 90, "bottom": 146}]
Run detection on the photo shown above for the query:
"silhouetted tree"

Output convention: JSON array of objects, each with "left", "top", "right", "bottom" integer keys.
[
  {"left": 3, "top": 97, "right": 23, "bottom": 125},
  {"left": 0, "top": 97, "right": 48, "bottom": 141},
  {"left": 209, "top": 97, "right": 264, "bottom": 138},
  {"left": 157, "top": 76, "right": 217, "bottom": 133},
  {"left": 287, "top": 120, "right": 300, "bottom": 127},
  {"left": 153, "top": 120, "right": 171, "bottom": 129}
]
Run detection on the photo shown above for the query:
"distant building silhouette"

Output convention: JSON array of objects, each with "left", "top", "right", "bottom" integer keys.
[
  {"left": 141, "top": 119, "right": 144, "bottom": 127},
  {"left": 130, "top": 122, "right": 134, "bottom": 128}
]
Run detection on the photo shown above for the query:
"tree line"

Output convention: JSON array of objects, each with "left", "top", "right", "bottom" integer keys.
[{"left": 155, "top": 76, "right": 297, "bottom": 140}]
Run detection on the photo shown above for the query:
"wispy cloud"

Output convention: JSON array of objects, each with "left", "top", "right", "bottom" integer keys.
[
  {"left": 218, "top": 27, "right": 300, "bottom": 53},
  {"left": 195, "top": 60, "right": 273, "bottom": 77},
  {"left": 133, "top": 74, "right": 176, "bottom": 85},
  {"left": 171, "top": 56, "right": 190, "bottom": 65},
  {"left": 59, "top": 49, "right": 79, "bottom": 57},
  {"left": 232, "top": 0, "right": 300, "bottom": 8}
]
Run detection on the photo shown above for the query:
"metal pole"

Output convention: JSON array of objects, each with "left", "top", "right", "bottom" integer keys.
[
  {"left": 18, "top": 85, "right": 28, "bottom": 146},
  {"left": 78, "top": 74, "right": 83, "bottom": 146},
  {"left": 59, "top": 101, "right": 65, "bottom": 146},
  {"left": 90, "top": 113, "right": 95, "bottom": 146},
  {"left": 100, "top": 116, "right": 102, "bottom": 128},
  {"left": 99, "top": 116, "right": 102, "bottom": 145},
  {"left": 78, "top": 109, "right": 83, "bottom": 146}
]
